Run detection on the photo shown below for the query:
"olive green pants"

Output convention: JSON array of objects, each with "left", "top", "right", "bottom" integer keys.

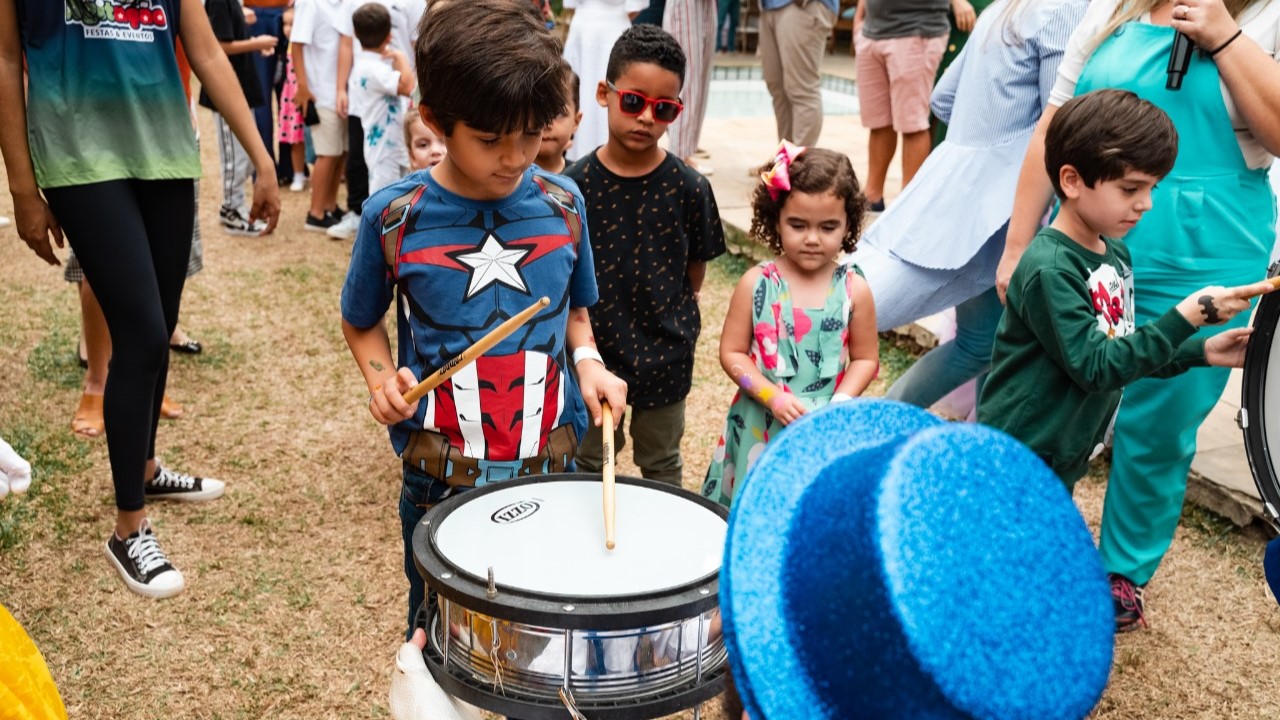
[{"left": 575, "top": 400, "right": 686, "bottom": 486}]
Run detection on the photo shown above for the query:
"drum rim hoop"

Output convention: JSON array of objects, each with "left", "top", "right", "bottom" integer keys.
[
  {"left": 1242, "top": 269, "right": 1280, "bottom": 527},
  {"left": 412, "top": 473, "right": 728, "bottom": 629}
]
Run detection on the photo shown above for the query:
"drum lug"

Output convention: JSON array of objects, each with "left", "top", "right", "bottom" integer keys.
[{"left": 1236, "top": 407, "right": 1248, "bottom": 430}]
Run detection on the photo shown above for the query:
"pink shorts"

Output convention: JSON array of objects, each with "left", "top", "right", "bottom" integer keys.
[{"left": 855, "top": 32, "right": 947, "bottom": 133}]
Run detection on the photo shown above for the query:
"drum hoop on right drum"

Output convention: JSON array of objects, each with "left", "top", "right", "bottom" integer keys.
[{"left": 1241, "top": 261, "right": 1280, "bottom": 530}]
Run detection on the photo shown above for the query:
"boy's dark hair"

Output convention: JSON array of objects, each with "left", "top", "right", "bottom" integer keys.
[
  {"left": 352, "top": 2, "right": 392, "bottom": 51},
  {"left": 750, "top": 148, "right": 867, "bottom": 255},
  {"left": 605, "top": 24, "right": 686, "bottom": 88},
  {"left": 1044, "top": 89, "right": 1178, "bottom": 198},
  {"left": 416, "top": 0, "right": 567, "bottom": 136},
  {"left": 566, "top": 65, "right": 580, "bottom": 112}
]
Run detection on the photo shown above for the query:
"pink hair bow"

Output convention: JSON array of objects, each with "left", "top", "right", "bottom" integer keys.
[{"left": 761, "top": 140, "right": 806, "bottom": 201}]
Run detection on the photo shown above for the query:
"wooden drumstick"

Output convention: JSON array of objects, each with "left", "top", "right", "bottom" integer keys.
[
  {"left": 602, "top": 401, "right": 617, "bottom": 551},
  {"left": 403, "top": 296, "right": 550, "bottom": 404},
  {"left": 1245, "top": 276, "right": 1280, "bottom": 298}
]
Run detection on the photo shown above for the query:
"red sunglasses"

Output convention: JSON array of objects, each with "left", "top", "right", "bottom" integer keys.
[{"left": 606, "top": 82, "right": 684, "bottom": 123}]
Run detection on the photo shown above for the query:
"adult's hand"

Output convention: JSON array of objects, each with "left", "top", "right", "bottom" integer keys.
[
  {"left": 12, "top": 190, "right": 63, "bottom": 266},
  {"left": 294, "top": 85, "right": 314, "bottom": 115},
  {"left": 995, "top": 247, "right": 1022, "bottom": 304},
  {"left": 1170, "top": 0, "right": 1239, "bottom": 50},
  {"left": 952, "top": 0, "right": 977, "bottom": 33},
  {"left": 249, "top": 169, "right": 281, "bottom": 234}
]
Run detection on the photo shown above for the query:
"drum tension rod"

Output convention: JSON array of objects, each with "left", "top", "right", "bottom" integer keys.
[{"left": 487, "top": 566, "right": 498, "bottom": 599}]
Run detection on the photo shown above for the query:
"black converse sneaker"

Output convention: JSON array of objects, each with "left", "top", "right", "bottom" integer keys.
[
  {"left": 144, "top": 466, "right": 225, "bottom": 502},
  {"left": 219, "top": 206, "right": 266, "bottom": 237},
  {"left": 104, "top": 519, "right": 184, "bottom": 599}
]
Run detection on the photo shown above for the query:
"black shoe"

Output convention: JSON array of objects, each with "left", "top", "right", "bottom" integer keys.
[
  {"left": 1110, "top": 573, "right": 1147, "bottom": 632},
  {"left": 103, "top": 519, "right": 184, "bottom": 598},
  {"left": 169, "top": 338, "right": 203, "bottom": 355},
  {"left": 144, "top": 466, "right": 225, "bottom": 502},
  {"left": 867, "top": 199, "right": 886, "bottom": 213},
  {"left": 304, "top": 212, "right": 339, "bottom": 232}
]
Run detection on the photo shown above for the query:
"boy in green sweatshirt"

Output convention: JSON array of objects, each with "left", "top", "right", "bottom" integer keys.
[{"left": 977, "top": 89, "right": 1272, "bottom": 491}]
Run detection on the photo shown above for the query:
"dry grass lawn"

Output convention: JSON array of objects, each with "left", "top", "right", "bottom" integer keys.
[{"left": 1, "top": 113, "right": 1279, "bottom": 719}]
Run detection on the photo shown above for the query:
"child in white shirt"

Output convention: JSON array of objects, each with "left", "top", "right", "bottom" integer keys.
[{"left": 349, "top": 2, "right": 415, "bottom": 193}]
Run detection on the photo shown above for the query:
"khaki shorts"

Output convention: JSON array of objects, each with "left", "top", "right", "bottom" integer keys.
[
  {"left": 855, "top": 32, "right": 947, "bottom": 133},
  {"left": 312, "top": 106, "right": 348, "bottom": 157}
]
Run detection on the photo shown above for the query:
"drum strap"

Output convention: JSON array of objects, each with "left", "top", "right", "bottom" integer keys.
[
  {"left": 401, "top": 424, "right": 578, "bottom": 486},
  {"left": 380, "top": 174, "right": 581, "bottom": 279}
]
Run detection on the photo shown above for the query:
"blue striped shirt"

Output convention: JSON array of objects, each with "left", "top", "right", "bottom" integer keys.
[
  {"left": 762, "top": 0, "right": 838, "bottom": 13},
  {"left": 930, "top": 0, "right": 1087, "bottom": 148}
]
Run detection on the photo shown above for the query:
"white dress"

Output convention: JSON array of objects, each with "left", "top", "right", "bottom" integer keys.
[{"left": 563, "top": 0, "right": 650, "bottom": 162}]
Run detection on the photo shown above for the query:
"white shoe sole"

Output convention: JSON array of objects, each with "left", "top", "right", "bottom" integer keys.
[
  {"left": 304, "top": 223, "right": 335, "bottom": 233},
  {"left": 104, "top": 542, "right": 185, "bottom": 599},
  {"left": 145, "top": 478, "right": 225, "bottom": 502}
]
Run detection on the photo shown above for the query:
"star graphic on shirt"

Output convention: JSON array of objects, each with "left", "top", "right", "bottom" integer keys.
[{"left": 450, "top": 234, "right": 531, "bottom": 298}]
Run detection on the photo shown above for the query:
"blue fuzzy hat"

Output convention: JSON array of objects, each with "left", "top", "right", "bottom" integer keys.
[{"left": 721, "top": 400, "right": 1114, "bottom": 720}]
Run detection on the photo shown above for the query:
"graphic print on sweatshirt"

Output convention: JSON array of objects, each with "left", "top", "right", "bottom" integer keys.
[{"left": 1087, "top": 261, "right": 1135, "bottom": 339}]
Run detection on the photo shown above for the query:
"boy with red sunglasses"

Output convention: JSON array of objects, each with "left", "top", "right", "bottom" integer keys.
[{"left": 565, "top": 25, "right": 726, "bottom": 487}]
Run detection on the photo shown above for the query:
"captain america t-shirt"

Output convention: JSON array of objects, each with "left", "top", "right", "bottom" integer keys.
[{"left": 341, "top": 166, "right": 598, "bottom": 462}]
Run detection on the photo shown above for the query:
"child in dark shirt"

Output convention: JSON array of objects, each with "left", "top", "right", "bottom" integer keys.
[
  {"left": 565, "top": 25, "right": 726, "bottom": 486},
  {"left": 978, "top": 89, "right": 1271, "bottom": 492}
]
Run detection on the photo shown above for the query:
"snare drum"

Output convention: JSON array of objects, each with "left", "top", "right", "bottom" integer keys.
[
  {"left": 1243, "top": 267, "right": 1280, "bottom": 526},
  {"left": 412, "top": 474, "right": 729, "bottom": 720}
]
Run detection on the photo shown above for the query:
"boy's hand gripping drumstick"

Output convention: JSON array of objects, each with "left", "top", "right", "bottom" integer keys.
[
  {"left": 402, "top": 297, "right": 550, "bottom": 404},
  {"left": 602, "top": 401, "right": 617, "bottom": 551}
]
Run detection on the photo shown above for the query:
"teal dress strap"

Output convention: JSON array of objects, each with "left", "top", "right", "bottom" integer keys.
[{"left": 815, "top": 263, "right": 856, "bottom": 381}]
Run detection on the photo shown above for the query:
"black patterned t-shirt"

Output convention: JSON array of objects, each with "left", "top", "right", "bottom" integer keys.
[{"left": 564, "top": 151, "right": 726, "bottom": 408}]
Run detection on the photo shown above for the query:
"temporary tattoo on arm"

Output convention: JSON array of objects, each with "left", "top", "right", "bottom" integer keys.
[
  {"left": 369, "top": 360, "right": 386, "bottom": 372},
  {"left": 735, "top": 368, "right": 787, "bottom": 412},
  {"left": 1198, "top": 295, "right": 1221, "bottom": 324}
]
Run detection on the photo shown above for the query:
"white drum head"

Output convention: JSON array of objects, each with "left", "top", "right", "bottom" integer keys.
[{"left": 432, "top": 481, "right": 726, "bottom": 598}]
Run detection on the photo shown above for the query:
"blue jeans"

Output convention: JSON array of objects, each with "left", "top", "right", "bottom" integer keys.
[
  {"left": 399, "top": 464, "right": 455, "bottom": 640},
  {"left": 885, "top": 286, "right": 1003, "bottom": 409}
]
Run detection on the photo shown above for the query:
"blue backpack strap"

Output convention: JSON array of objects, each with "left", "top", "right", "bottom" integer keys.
[{"left": 378, "top": 184, "right": 428, "bottom": 279}]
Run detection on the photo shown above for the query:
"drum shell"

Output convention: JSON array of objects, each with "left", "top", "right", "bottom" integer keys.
[{"left": 1242, "top": 273, "right": 1280, "bottom": 525}]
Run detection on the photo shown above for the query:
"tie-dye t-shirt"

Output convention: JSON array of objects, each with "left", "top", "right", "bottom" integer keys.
[{"left": 17, "top": 1, "right": 200, "bottom": 188}]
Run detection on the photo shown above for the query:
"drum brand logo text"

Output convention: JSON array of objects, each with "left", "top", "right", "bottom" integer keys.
[{"left": 490, "top": 500, "right": 541, "bottom": 524}]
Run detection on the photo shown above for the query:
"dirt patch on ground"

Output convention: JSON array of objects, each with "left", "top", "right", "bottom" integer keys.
[{"left": 1, "top": 114, "right": 1279, "bottom": 719}]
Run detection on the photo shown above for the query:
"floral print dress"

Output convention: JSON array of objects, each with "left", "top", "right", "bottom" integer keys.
[{"left": 701, "top": 261, "right": 860, "bottom": 507}]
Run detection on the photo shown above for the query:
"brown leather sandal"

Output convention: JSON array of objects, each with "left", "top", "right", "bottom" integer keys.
[
  {"left": 71, "top": 393, "right": 104, "bottom": 439},
  {"left": 160, "top": 395, "right": 184, "bottom": 420}
]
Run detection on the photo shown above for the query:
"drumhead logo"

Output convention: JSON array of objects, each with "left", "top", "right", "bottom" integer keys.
[{"left": 490, "top": 500, "right": 541, "bottom": 525}]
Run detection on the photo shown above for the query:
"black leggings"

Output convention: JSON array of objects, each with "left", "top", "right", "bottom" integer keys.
[{"left": 44, "top": 179, "right": 195, "bottom": 512}]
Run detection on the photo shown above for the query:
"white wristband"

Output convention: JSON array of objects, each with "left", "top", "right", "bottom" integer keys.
[
  {"left": 830, "top": 392, "right": 853, "bottom": 404},
  {"left": 572, "top": 346, "right": 605, "bottom": 367}
]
